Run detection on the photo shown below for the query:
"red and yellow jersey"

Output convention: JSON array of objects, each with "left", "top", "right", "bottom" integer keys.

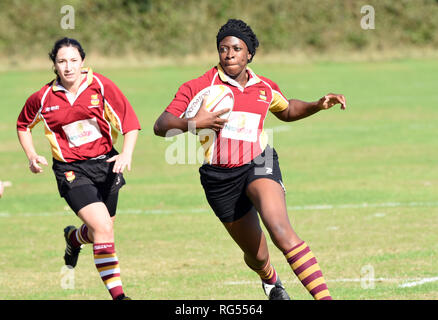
[
  {"left": 165, "top": 64, "right": 289, "bottom": 167},
  {"left": 17, "top": 68, "right": 141, "bottom": 162}
]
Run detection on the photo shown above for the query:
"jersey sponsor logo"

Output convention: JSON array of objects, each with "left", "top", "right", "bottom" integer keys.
[
  {"left": 221, "top": 111, "right": 261, "bottom": 142},
  {"left": 45, "top": 105, "right": 60, "bottom": 112},
  {"left": 62, "top": 117, "right": 103, "bottom": 147},
  {"left": 64, "top": 171, "right": 75, "bottom": 182}
]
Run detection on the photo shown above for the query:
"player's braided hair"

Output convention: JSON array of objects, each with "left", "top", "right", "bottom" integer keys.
[{"left": 216, "top": 19, "right": 259, "bottom": 63}]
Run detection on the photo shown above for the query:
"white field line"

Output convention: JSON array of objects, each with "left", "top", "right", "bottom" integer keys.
[
  {"left": 1, "top": 201, "right": 438, "bottom": 218},
  {"left": 287, "top": 201, "right": 438, "bottom": 211},
  {"left": 224, "top": 277, "right": 438, "bottom": 288},
  {"left": 398, "top": 277, "right": 438, "bottom": 288}
]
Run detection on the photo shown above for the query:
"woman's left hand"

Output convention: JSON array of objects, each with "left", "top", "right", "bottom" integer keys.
[
  {"left": 107, "top": 152, "right": 132, "bottom": 174},
  {"left": 318, "top": 93, "right": 347, "bottom": 110}
]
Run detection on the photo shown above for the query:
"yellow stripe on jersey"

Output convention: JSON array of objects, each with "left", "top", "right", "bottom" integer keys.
[
  {"left": 259, "top": 129, "right": 269, "bottom": 153},
  {"left": 199, "top": 130, "right": 215, "bottom": 164},
  {"left": 269, "top": 90, "right": 289, "bottom": 113},
  {"left": 26, "top": 115, "right": 41, "bottom": 131},
  {"left": 43, "top": 119, "right": 64, "bottom": 162},
  {"left": 104, "top": 102, "right": 121, "bottom": 143}
]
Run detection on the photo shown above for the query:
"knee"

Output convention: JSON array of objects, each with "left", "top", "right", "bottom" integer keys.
[
  {"left": 244, "top": 252, "right": 269, "bottom": 270},
  {"left": 268, "top": 223, "right": 301, "bottom": 252},
  {"left": 91, "top": 220, "right": 114, "bottom": 241}
]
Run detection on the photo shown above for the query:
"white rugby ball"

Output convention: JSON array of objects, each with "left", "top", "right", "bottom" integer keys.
[{"left": 184, "top": 85, "right": 234, "bottom": 120}]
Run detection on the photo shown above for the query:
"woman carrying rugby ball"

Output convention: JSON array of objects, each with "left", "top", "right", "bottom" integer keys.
[{"left": 154, "top": 19, "right": 346, "bottom": 300}]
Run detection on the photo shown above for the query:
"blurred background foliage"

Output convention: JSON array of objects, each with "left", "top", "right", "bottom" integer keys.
[{"left": 1, "top": 0, "right": 437, "bottom": 63}]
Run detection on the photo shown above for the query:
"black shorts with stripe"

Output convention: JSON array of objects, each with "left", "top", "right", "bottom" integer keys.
[
  {"left": 52, "top": 148, "right": 125, "bottom": 216},
  {"left": 199, "top": 145, "right": 285, "bottom": 223}
]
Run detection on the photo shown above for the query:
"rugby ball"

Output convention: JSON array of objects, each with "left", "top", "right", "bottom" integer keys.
[{"left": 184, "top": 85, "right": 234, "bottom": 120}]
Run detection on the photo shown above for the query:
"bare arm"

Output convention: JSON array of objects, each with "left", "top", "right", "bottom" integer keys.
[
  {"left": 273, "top": 93, "right": 346, "bottom": 122},
  {"left": 17, "top": 130, "right": 48, "bottom": 173},
  {"left": 153, "top": 111, "right": 192, "bottom": 137},
  {"left": 154, "top": 99, "right": 230, "bottom": 137}
]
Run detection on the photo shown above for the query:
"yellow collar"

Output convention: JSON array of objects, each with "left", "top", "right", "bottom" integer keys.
[
  {"left": 52, "top": 67, "right": 93, "bottom": 91},
  {"left": 216, "top": 64, "right": 260, "bottom": 90}
]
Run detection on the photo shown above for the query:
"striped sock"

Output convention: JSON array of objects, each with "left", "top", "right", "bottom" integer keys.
[
  {"left": 93, "top": 242, "right": 124, "bottom": 300},
  {"left": 68, "top": 224, "right": 92, "bottom": 248},
  {"left": 246, "top": 257, "right": 278, "bottom": 285},
  {"left": 284, "top": 241, "right": 332, "bottom": 300}
]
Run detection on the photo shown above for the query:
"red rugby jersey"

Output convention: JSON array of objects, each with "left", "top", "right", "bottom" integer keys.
[
  {"left": 17, "top": 68, "right": 141, "bottom": 162},
  {"left": 165, "top": 65, "right": 289, "bottom": 167}
]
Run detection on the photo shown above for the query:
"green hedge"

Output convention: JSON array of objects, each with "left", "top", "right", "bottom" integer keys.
[{"left": 1, "top": 0, "right": 437, "bottom": 59}]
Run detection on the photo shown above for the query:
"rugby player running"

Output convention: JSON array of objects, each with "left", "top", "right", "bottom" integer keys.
[
  {"left": 17, "top": 37, "right": 140, "bottom": 300},
  {"left": 154, "top": 19, "right": 346, "bottom": 300}
]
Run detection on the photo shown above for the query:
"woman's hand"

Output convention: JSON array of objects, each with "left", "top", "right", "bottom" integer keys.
[
  {"left": 107, "top": 152, "right": 132, "bottom": 174},
  {"left": 107, "top": 129, "right": 138, "bottom": 173},
  {"left": 28, "top": 155, "right": 48, "bottom": 174},
  {"left": 191, "top": 98, "right": 230, "bottom": 131},
  {"left": 317, "top": 93, "right": 347, "bottom": 110}
]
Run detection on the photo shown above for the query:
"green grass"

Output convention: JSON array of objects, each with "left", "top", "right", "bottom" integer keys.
[{"left": 1, "top": 58, "right": 437, "bottom": 300}]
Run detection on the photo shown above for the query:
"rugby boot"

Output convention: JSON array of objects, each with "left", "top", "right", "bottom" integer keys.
[
  {"left": 63, "top": 225, "right": 82, "bottom": 268},
  {"left": 262, "top": 277, "right": 291, "bottom": 300}
]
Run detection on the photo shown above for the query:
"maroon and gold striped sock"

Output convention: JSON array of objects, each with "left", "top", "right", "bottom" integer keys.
[
  {"left": 284, "top": 241, "right": 332, "bottom": 300},
  {"left": 68, "top": 224, "right": 92, "bottom": 248},
  {"left": 93, "top": 242, "right": 124, "bottom": 300},
  {"left": 246, "top": 257, "right": 278, "bottom": 285}
]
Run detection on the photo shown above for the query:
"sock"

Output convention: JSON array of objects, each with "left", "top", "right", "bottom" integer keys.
[
  {"left": 246, "top": 256, "right": 277, "bottom": 285},
  {"left": 93, "top": 242, "right": 124, "bottom": 300},
  {"left": 284, "top": 241, "right": 332, "bottom": 300},
  {"left": 68, "top": 224, "right": 92, "bottom": 248}
]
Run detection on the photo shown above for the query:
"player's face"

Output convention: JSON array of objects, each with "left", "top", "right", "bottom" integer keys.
[
  {"left": 218, "top": 36, "right": 252, "bottom": 79},
  {"left": 54, "top": 46, "right": 84, "bottom": 87}
]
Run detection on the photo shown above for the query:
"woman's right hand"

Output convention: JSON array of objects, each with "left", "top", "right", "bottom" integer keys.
[
  {"left": 28, "top": 155, "right": 48, "bottom": 174},
  {"left": 191, "top": 98, "right": 230, "bottom": 131}
]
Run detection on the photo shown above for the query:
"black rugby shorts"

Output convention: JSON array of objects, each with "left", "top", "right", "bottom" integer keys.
[
  {"left": 52, "top": 148, "right": 125, "bottom": 216},
  {"left": 199, "top": 145, "right": 285, "bottom": 223}
]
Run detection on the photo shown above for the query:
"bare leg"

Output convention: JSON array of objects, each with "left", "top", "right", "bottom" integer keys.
[
  {"left": 246, "top": 178, "right": 302, "bottom": 252},
  {"left": 77, "top": 202, "right": 114, "bottom": 243},
  {"left": 246, "top": 178, "right": 332, "bottom": 300}
]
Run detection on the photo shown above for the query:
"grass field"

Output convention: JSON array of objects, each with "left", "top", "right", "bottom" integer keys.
[{"left": 0, "top": 58, "right": 437, "bottom": 300}]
